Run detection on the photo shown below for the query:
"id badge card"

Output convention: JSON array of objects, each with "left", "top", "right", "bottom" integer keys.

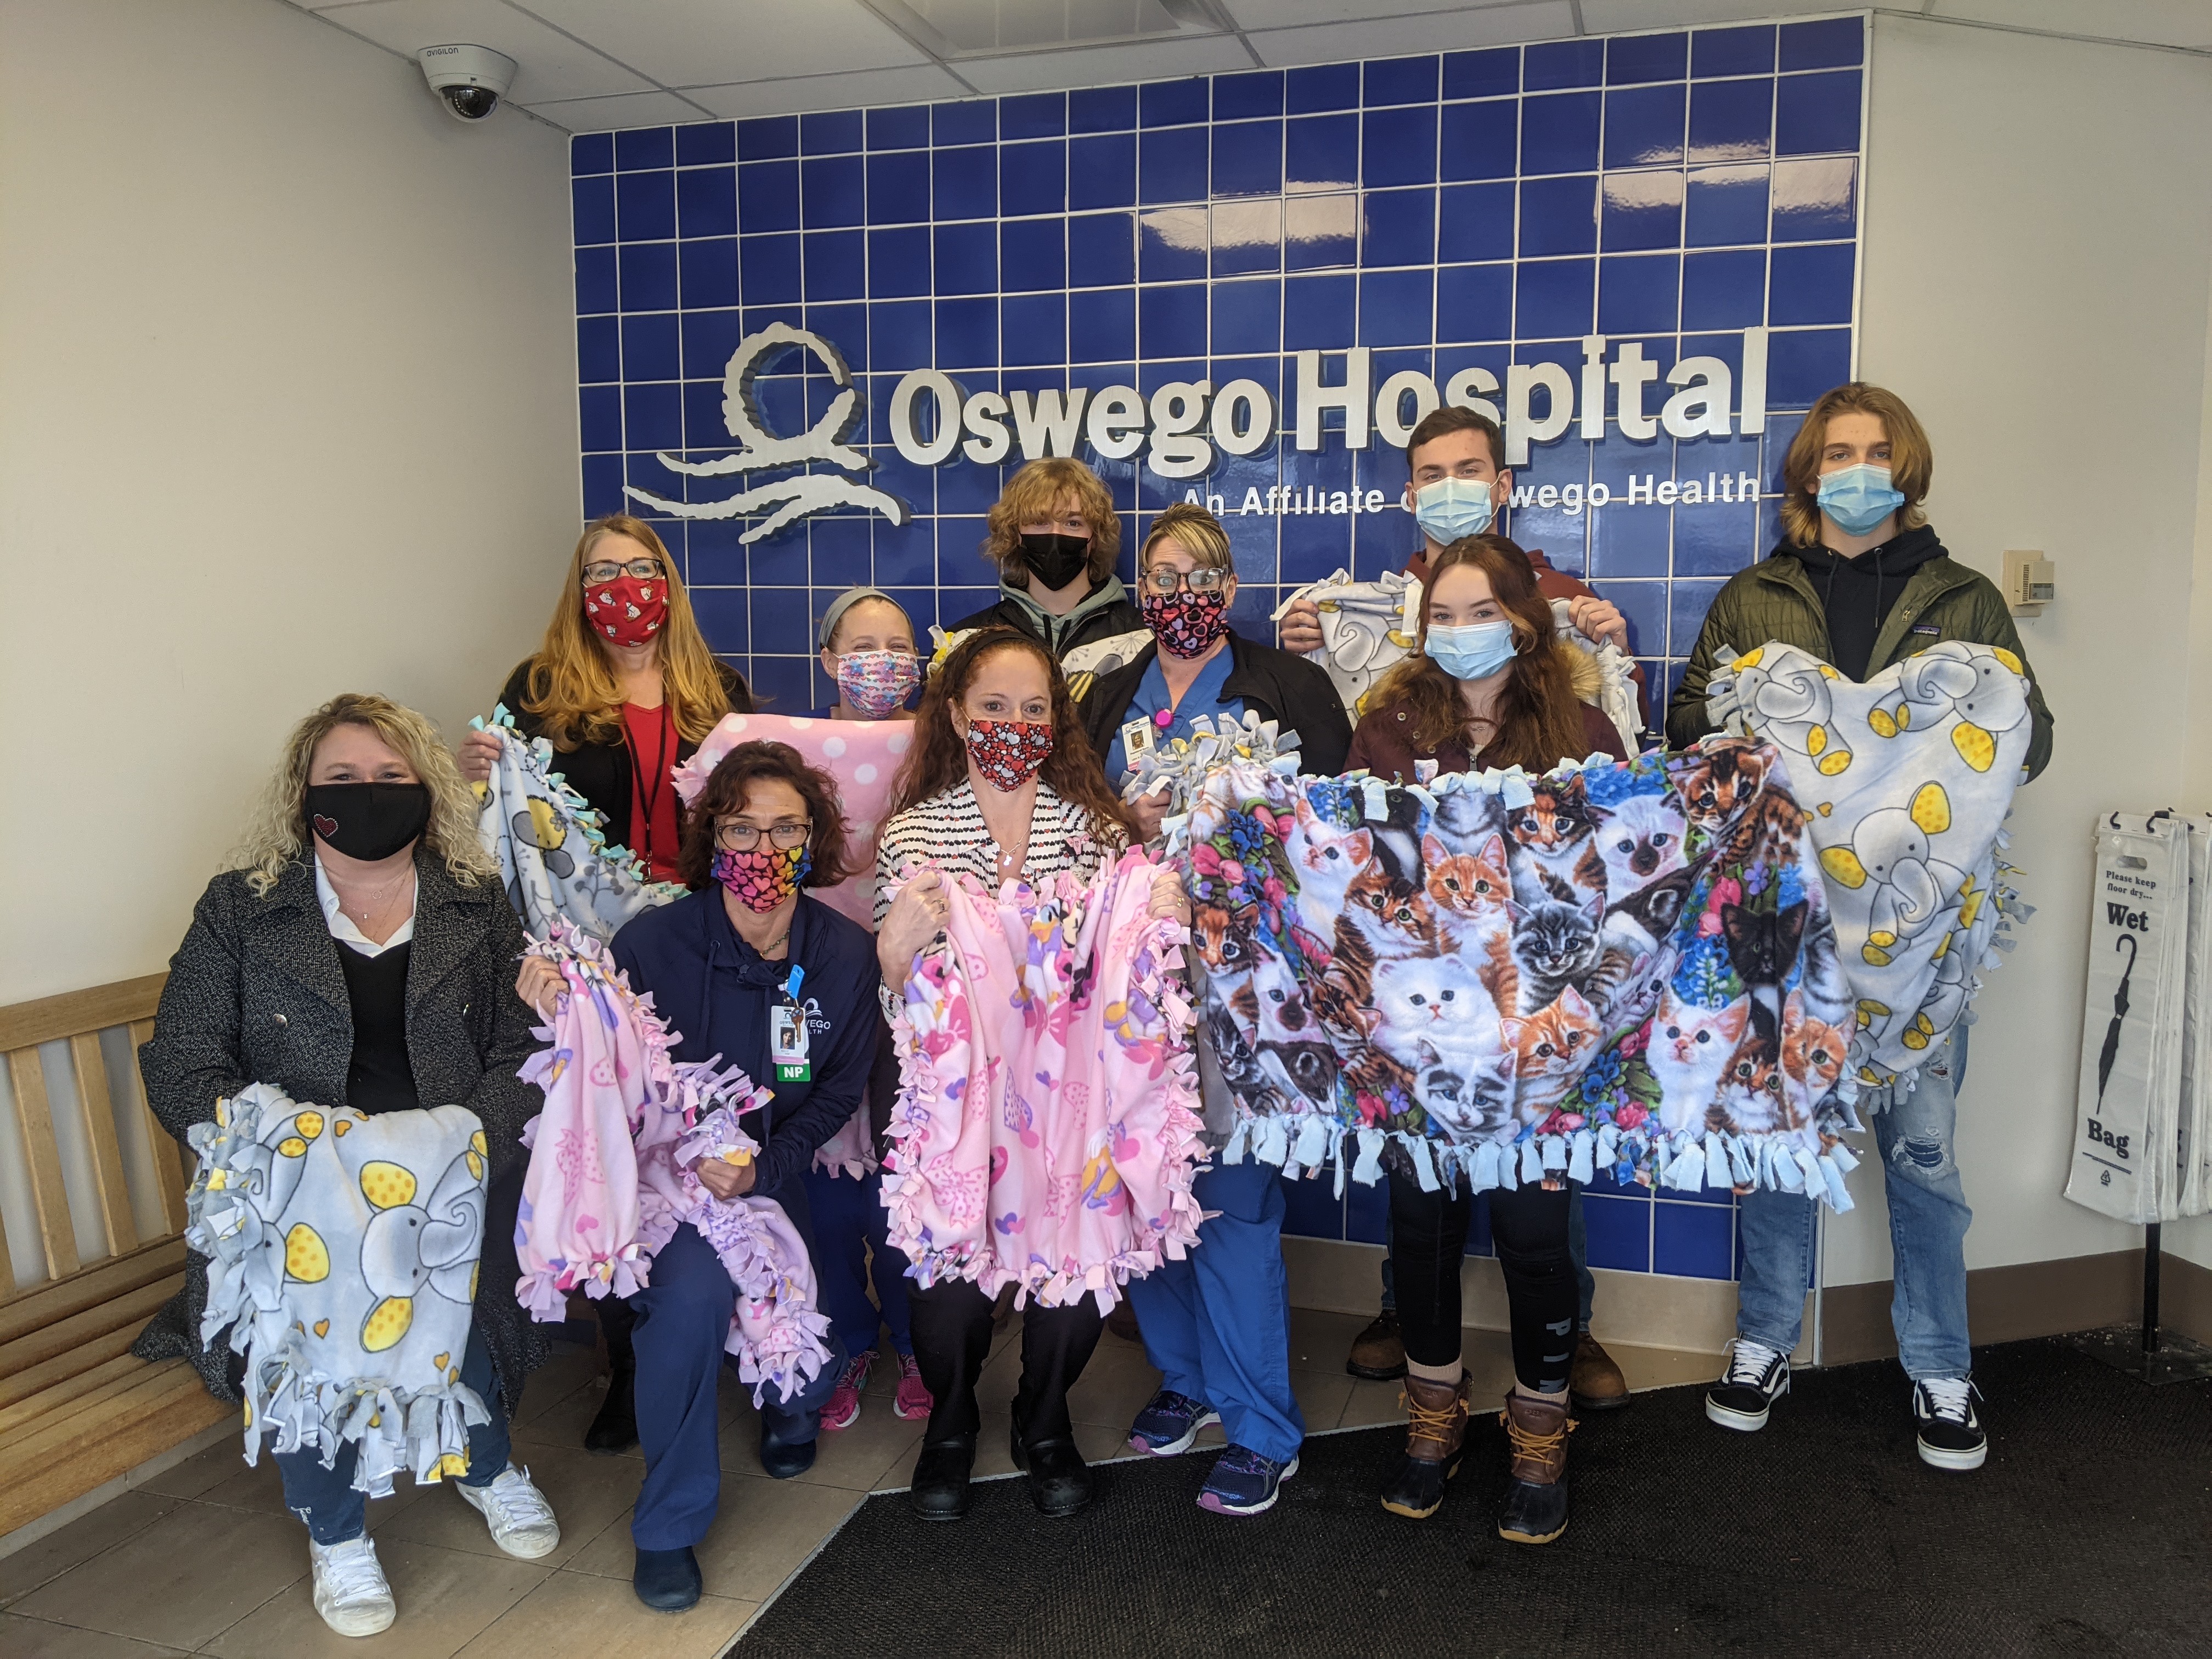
[
  {"left": 1120, "top": 714, "right": 1156, "bottom": 775},
  {"left": 770, "top": 1001, "right": 811, "bottom": 1082}
]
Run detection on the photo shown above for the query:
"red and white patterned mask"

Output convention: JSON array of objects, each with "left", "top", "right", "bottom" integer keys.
[
  {"left": 964, "top": 718, "right": 1055, "bottom": 792},
  {"left": 583, "top": 573, "right": 668, "bottom": 646}
]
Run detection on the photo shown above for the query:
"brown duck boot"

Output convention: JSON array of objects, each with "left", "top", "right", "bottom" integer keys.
[
  {"left": 1569, "top": 1330, "right": 1629, "bottom": 1413},
  {"left": 1378, "top": 1370, "right": 1470, "bottom": 1520},
  {"left": 1496, "top": 1390, "right": 1576, "bottom": 1545},
  {"left": 1347, "top": 1310, "right": 1407, "bottom": 1381}
]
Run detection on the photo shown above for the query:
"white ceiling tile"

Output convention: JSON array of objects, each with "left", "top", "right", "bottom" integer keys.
[
  {"left": 1929, "top": 0, "right": 2212, "bottom": 51},
  {"left": 1222, "top": 0, "right": 1525, "bottom": 30},
  {"left": 518, "top": 87, "right": 717, "bottom": 131},
  {"left": 311, "top": 0, "right": 652, "bottom": 101},
  {"left": 1248, "top": 2, "right": 1576, "bottom": 66},
  {"left": 954, "top": 34, "right": 1257, "bottom": 94},
  {"left": 512, "top": 0, "right": 929, "bottom": 87},
  {"left": 680, "top": 63, "right": 973, "bottom": 118},
  {"left": 1582, "top": 0, "right": 1848, "bottom": 30}
]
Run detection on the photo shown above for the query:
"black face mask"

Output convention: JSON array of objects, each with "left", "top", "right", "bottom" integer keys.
[
  {"left": 1019, "top": 532, "right": 1091, "bottom": 592},
  {"left": 303, "top": 783, "right": 432, "bottom": 863}
]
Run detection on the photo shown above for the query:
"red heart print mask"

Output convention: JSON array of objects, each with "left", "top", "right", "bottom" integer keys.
[{"left": 964, "top": 718, "right": 1056, "bottom": 793}]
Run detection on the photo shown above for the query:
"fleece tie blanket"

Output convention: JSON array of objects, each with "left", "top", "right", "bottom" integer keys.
[
  {"left": 471, "top": 707, "right": 685, "bottom": 944},
  {"left": 1271, "top": 568, "right": 1421, "bottom": 714},
  {"left": 1176, "top": 738, "right": 1864, "bottom": 1209},
  {"left": 675, "top": 710, "right": 919, "bottom": 1177},
  {"left": 1119, "top": 710, "right": 1300, "bottom": 821},
  {"left": 882, "top": 849, "right": 1206, "bottom": 1310},
  {"left": 1706, "top": 639, "right": 2032, "bottom": 1092},
  {"left": 184, "top": 1084, "right": 489, "bottom": 1495},
  {"left": 512, "top": 921, "right": 831, "bottom": 1403}
]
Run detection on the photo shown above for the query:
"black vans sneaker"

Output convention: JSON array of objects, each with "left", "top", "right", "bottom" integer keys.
[
  {"left": 1705, "top": 1340, "right": 1790, "bottom": 1431},
  {"left": 1912, "top": 1377, "right": 1987, "bottom": 1471}
]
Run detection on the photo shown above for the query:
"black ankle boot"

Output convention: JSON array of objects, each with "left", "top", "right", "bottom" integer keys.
[
  {"left": 585, "top": 1364, "right": 637, "bottom": 1454},
  {"left": 910, "top": 1437, "right": 975, "bottom": 1521},
  {"left": 1011, "top": 1411, "right": 1094, "bottom": 1517}
]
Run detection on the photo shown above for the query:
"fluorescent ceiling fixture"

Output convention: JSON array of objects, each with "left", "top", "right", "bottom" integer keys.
[{"left": 866, "top": 0, "right": 1232, "bottom": 58}]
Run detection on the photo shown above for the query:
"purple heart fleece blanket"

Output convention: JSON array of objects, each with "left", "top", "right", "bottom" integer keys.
[
  {"left": 513, "top": 920, "right": 831, "bottom": 1402},
  {"left": 1177, "top": 736, "right": 1864, "bottom": 1211},
  {"left": 883, "top": 848, "right": 1206, "bottom": 1311}
]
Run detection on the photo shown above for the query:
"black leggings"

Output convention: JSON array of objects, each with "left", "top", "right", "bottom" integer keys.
[
  {"left": 906, "top": 1278, "right": 1103, "bottom": 1447},
  {"left": 1388, "top": 1168, "right": 1576, "bottom": 1394}
]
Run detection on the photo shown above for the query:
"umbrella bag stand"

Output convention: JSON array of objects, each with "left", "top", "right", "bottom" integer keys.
[{"left": 2068, "top": 812, "right": 2212, "bottom": 1384}]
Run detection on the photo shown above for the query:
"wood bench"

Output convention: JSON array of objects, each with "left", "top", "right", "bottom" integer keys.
[{"left": 0, "top": 975, "right": 228, "bottom": 1538}]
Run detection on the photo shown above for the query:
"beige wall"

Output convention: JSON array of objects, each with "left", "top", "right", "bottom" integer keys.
[
  {"left": 0, "top": 0, "right": 577, "bottom": 1003},
  {"left": 1821, "top": 14, "right": 2212, "bottom": 1286}
]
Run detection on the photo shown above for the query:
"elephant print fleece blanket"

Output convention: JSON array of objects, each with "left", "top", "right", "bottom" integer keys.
[
  {"left": 512, "top": 921, "right": 831, "bottom": 1404},
  {"left": 883, "top": 849, "right": 1206, "bottom": 1311},
  {"left": 1177, "top": 738, "right": 1864, "bottom": 1210},
  {"left": 1705, "top": 639, "right": 2032, "bottom": 1092},
  {"left": 183, "top": 1085, "right": 490, "bottom": 1496}
]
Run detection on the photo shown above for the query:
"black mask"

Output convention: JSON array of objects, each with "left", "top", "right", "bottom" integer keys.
[
  {"left": 1019, "top": 532, "right": 1091, "bottom": 592},
  {"left": 303, "top": 783, "right": 432, "bottom": 863}
]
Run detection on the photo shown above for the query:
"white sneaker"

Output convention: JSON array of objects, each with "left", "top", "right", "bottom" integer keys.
[
  {"left": 454, "top": 1463, "right": 562, "bottom": 1559},
  {"left": 309, "top": 1534, "right": 396, "bottom": 1638}
]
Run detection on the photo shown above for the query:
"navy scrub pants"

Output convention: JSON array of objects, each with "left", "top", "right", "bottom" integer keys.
[{"left": 800, "top": 1166, "right": 916, "bottom": 1358}]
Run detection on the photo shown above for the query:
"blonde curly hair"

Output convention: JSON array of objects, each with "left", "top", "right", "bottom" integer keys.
[{"left": 233, "top": 693, "right": 495, "bottom": 897}]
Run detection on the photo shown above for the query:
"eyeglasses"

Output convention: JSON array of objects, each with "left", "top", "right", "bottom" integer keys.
[
  {"left": 1141, "top": 567, "right": 1229, "bottom": 595},
  {"left": 582, "top": 557, "right": 663, "bottom": 585},
  {"left": 714, "top": 821, "right": 811, "bottom": 851}
]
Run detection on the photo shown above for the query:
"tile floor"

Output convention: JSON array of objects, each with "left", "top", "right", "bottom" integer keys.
[{"left": 1, "top": 1310, "right": 1714, "bottom": 1657}]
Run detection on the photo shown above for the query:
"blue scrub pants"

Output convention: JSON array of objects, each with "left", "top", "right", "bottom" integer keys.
[
  {"left": 1125, "top": 1157, "right": 1305, "bottom": 1464},
  {"left": 801, "top": 1166, "right": 915, "bottom": 1359},
  {"left": 629, "top": 1202, "right": 847, "bottom": 1550}
]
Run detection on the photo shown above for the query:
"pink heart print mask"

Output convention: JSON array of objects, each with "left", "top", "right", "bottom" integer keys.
[
  {"left": 834, "top": 650, "right": 923, "bottom": 718},
  {"left": 965, "top": 717, "right": 1056, "bottom": 793},
  {"left": 1141, "top": 588, "right": 1231, "bottom": 659},
  {"left": 712, "top": 843, "right": 811, "bottom": 912}
]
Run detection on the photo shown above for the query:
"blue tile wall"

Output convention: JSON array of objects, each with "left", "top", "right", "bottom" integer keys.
[{"left": 574, "top": 20, "right": 1864, "bottom": 1280}]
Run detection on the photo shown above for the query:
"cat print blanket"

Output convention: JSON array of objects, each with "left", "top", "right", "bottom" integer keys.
[
  {"left": 883, "top": 849, "right": 1206, "bottom": 1310},
  {"left": 1705, "top": 640, "right": 2032, "bottom": 1091},
  {"left": 471, "top": 707, "right": 685, "bottom": 944},
  {"left": 1178, "top": 738, "right": 1864, "bottom": 1208},
  {"left": 513, "top": 922, "right": 831, "bottom": 1402},
  {"left": 675, "top": 711, "right": 919, "bottom": 1178},
  {"left": 184, "top": 1084, "right": 489, "bottom": 1495}
]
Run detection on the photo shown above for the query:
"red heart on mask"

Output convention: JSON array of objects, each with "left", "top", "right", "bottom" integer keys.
[{"left": 313, "top": 815, "right": 338, "bottom": 838}]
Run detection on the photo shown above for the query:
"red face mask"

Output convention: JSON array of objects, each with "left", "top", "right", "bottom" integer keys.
[
  {"left": 583, "top": 573, "right": 668, "bottom": 646},
  {"left": 964, "top": 718, "right": 1055, "bottom": 793}
]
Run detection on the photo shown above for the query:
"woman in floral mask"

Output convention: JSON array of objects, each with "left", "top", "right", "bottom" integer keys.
[
  {"left": 873, "top": 628, "right": 1180, "bottom": 1523},
  {"left": 811, "top": 586, "right": 922, "bottom": 721},
  {"left": 516, "top": 740, "right": 879, "bottom": 1613}
]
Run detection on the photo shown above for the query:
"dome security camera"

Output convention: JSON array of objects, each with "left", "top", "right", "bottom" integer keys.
[{"left": 417, "top": 44, "right": 518, "bottom": 121}]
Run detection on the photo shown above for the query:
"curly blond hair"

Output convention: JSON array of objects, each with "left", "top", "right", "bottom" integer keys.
[
  {"left": 982, "top": 458, "right": 1121, "bottom": 588},
  {"left": 232, "top": 693, "right": 495, "bottom": 897}
]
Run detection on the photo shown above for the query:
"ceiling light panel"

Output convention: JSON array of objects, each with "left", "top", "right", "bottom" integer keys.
[{"left": 870, "top": 0, "right": 1233, "bottom": 58}]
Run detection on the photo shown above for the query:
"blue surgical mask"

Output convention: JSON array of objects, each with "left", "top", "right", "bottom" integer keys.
[
  {"left": 1426, "top": 619, "right": 1519, "bottom": 682},
  {"left": 1413, "top": 477, "right": 1497, "bottom": 545},
  {"left": 1815, "top": 463, "right": 1906, "bottom": 537}
]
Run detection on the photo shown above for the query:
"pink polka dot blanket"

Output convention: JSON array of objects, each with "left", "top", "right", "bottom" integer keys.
[
  {"left": 513, "top": 921, "right": 831, "bottom": 1403},
  {"left": 1175, "top": 737, "right": 1865, "bottom": 1211},
  {"left": 182, "top": 1084, "right": 489, "bottom": 1496},
  {"left": 882, "top": 849, "right": 1206, "bottom": 1311},
  {"left": 676, "top": 712, "right": 917, "bottom": 1180}
]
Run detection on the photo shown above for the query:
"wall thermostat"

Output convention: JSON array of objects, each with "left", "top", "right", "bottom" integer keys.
[{"left": 2003, "top": 549, "right": 2055, "bottom": 616}]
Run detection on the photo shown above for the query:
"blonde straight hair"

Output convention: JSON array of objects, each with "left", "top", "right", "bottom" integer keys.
[
  {"left": 233, "top": 693, "right": 494, "bottom": 897},
  {"left": 520, "top": 514, "right": 731, "bottom": 749},
  {"left": 1779, "top": 382, "right": 1934, "bottom": 548}
]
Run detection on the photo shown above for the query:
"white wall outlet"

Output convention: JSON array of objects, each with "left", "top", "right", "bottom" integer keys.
[{"left": 2003, "top": 549, "right": 2055, "bottom": 615}]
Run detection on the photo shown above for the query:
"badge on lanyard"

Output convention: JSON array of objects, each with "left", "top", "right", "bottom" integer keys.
[
  {"left": 1119, "top": 714, "right": 1156, "bottom": 775},
  {"left": 771, "top": 966, "right": 811, "bottom": 1083}
]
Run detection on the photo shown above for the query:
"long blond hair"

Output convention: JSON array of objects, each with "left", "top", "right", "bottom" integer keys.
[
  {"left": 1779, "top": 382, "right": 1933, "bottom": 548},
  {"left": 233, "top": 693, "right": 495, "bottom": 897},
  {"left": 520, "top": 515, "right": 731, "bottom": 749}
]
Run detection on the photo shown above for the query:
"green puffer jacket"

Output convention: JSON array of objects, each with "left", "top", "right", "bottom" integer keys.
[{"left": 1666, "top": 550, "right": 2055, "bottom": 780}]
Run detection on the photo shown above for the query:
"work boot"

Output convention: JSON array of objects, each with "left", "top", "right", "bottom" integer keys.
[
  {"left": 1568, "top": 1330, "right": 1629, "bottom": 1413},
  {"left": 1496, "top": 1390, "right": 1576, "bottom": 1545},
  {"left": 1378, "top": 1370, "right": 1468, "bottom": 1520},
  {"left": 1346, "top": 1309, "right": 1408, "bottom": 1381}
]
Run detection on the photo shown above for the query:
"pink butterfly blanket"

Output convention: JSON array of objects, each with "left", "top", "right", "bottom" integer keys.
[
  {"left": 513, "top": 921, "right": 831, "bottom": 1401},
  {"left": 882, "top": 849, "right": 1206, "bottom": 1312}
]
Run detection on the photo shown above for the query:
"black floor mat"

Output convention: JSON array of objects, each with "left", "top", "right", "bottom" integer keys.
[{"left": 733, "top": 1338, "right": 2212, "bottom": 1658}]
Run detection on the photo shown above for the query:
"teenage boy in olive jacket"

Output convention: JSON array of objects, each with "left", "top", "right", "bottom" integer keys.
[{"left": 1674, "top": 382, "right": 2053, "bottom": 1476}]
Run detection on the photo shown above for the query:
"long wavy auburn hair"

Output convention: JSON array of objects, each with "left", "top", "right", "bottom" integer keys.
[
  {"left": 1369, "top": 535, "right": 1593, "bottom": 772},
  {"left": 232, "top": 693, "right": 494, "bottom": 897},
  {"left": 519, "top": 514, "right": 733, "bottom": 750},
  {"left": 884, "top": 627, "right": 1134, "bottom": 840}
]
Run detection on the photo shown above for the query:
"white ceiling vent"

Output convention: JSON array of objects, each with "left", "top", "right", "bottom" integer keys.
[{"left": 866, "top": 0, "right": 1233, "bottom": 59}]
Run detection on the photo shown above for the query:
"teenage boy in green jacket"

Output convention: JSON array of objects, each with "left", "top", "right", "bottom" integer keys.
[{"left": 1672, "top": 381, "right": 2053, "bottom": 1474}]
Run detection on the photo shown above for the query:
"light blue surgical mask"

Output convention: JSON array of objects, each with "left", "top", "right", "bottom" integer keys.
[
  {"left": 1815, "top": 463, "right": 1906, "bottom": 537},
  {"left": 1413, "top": 476, "right": 1498, "bottom": 545},
  {"left": 1426, "top": 619, "right": 1519, "bottom": 682}
]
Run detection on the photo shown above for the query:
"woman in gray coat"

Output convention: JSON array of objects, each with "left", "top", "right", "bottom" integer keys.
[{"left": 132, "top": 692, "right": 559, "bottom": 1638}]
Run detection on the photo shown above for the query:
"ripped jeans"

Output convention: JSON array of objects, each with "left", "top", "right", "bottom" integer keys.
[{"left": 1734, "top": 1029, "right": 1974, "bottom": 1380}]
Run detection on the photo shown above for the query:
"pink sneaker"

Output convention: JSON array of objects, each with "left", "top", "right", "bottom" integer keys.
[
  {"left": 892, "top": 1352, "right": 933, "bottom": 1421},
  {"left": 822, "top": 1350, "right": 876, "bottom": 1432}
]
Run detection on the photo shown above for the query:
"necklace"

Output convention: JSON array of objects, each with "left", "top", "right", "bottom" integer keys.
[{"left": 330, "top": 865, "right": 411, "bottom": 926}]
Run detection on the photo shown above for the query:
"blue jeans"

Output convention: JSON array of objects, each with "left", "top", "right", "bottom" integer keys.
[
  {"left": 1380, "top": 1183, "right": 1598, "bottom": 1331},
  {"left": 1735, "top": 1029, "right": 1973, "bottom": 1379},
  {"left": 1126, "top": 1158, "right": 1305, "bottom": 1464},
  {"left": 276, "top": 1324, "right": 508, "bottom": 1545},
  {"left": 801, "top": 1166, "right": 915, "bottom": 1359}
]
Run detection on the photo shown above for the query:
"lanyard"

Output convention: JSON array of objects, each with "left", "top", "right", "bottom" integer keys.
[{"left": 625, "top": 703, "right": 673, "bottom": 864}]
